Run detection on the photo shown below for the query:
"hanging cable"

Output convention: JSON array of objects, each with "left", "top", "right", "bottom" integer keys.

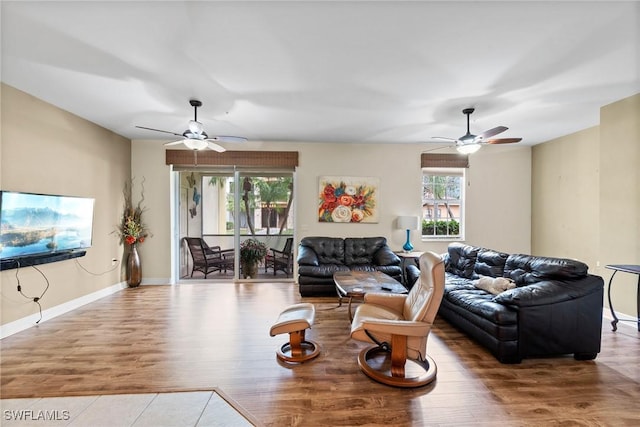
[
  {"left": 74, "top": 258, "right": 119, "bottom": 276},
  {"left": 15, "top": 264, "right": 50, "bottom": 324}
]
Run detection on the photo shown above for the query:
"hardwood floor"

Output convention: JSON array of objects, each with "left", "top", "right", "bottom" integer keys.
[{"left": 1, "top": 282, "right": 639, "bottom": 426}]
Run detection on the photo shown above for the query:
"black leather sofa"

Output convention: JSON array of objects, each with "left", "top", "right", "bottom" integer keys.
[
  {"left": 406, "top": 242, "right": 604, "bottom": 363},
  {"left": 297, "top": 236, "right": 402, "bottom": 297}
]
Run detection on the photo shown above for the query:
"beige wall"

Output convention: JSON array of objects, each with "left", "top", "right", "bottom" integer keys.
[
  {"left": 533, "top": 93, "right": 640, "bottom": 319},
  {"left": 465, "top": 146, "right": 531, "bottom": 255},
  {"left": 130, "top": 139, "right": 532, "bottom": 280},
  {"left": 130, "top": 140, "right": 172, "bottom": 282},
  {"left": 1, "top": 84, "right": 131, "bottom": 326},
  {"left": 532, "top": 126, "right": 600, "bottom": 264}
]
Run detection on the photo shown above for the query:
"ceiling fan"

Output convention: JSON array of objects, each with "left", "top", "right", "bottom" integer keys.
[
  {"left": 432, "top": 108, "right": 522, "bottom": 154},
  {"left": 136, "top": 99, "right": 247, "bottom": 152}
]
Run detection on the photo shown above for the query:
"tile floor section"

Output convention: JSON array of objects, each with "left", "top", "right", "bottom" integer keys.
[{"left": 1, "top": 390, "right": 255, "bottom": 427}]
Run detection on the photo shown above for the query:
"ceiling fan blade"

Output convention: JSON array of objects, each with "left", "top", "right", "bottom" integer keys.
[
  {"left": 163, "top": 139, "right": 185, "bottom": 146},
  {"left": 422, "top": 145, "right": 454, "bottom": 153},
  {"left": 207, "top": 141, "right": 227, "bottom": 152},
  {"left": 478, "top": 126, "right": 508, "bottom": 139},
  {"left": 485, "top": 137, "right": 522, "bottom": 144},
  {"left": 208, "top": 135, "right": 248, "bottom": 143},
  {"left": 431, "top": 136, "right": 458, "bottom": 142},
  {"left": 136, "top": 126, "right": 184, "bottom": 137}
]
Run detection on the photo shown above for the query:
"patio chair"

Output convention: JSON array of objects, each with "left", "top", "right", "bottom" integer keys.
[
  {"left": 184, "top": 237, "right": 234, "bottom": 278},
  {"left": 266, "top": 237, "right": 294, "bottom": 276}
]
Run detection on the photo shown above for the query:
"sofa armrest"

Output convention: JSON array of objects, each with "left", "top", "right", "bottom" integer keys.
[
  {"left": 405, "top": 264, "right": 420, "bottom": 289},
  {"left": 296, "top": 245, "right": 319, "bottom": 266},
  {"left": 373, "top": 246, "right": 401, "bottom": 266},
  {"left": 493, "top": 275, "right": 604, "bottom": 307}
]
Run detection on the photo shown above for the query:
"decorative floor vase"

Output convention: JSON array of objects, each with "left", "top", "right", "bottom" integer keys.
[{"left": 126, "top": 244, "right": 142, "bottom": 288}]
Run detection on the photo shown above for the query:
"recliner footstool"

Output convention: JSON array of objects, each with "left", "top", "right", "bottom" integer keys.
[{"left": 270, "top": 303, "right": 320, "bottom": 363}]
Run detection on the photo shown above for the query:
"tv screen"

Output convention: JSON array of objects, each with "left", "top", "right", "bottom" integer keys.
[{"left": 0, "top": 191, "right": 95, "bottom": 261}]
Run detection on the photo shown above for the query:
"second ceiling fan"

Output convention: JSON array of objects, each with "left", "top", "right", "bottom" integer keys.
[
  {"left": 433, "top": 108, "right": 522, "bottom": 154},
  {"left": 136, "top": 99, "right": 247, "bottom": 152}
]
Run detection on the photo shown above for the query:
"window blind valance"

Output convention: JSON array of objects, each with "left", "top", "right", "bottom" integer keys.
[{"left": 421, "top": 153, "right": 469, "bottom": 168}]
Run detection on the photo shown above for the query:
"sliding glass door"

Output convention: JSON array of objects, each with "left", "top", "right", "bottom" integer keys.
[{"left": 176, "top": 168, "right": 294, "bottom": 281}]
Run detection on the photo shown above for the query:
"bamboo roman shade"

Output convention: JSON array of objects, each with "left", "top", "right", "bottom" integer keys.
[
  {"left": 166, "top": 150, "right": 299, "bottom": 168},
  {"left": 421, "top": 153, "right": 469, "bottom": 168}
]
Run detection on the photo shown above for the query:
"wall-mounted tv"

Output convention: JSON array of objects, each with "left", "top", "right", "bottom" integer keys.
[{"left": 0, "top": 191, "right": 95, "bottom": 262}]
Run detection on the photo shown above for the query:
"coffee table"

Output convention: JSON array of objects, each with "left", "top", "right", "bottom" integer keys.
[{"left": 333, "top": 270, "right": 408, "bottom": 321}]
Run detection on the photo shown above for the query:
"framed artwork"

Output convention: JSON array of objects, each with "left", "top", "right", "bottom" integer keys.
[{"left": 318, "top": 176, "right": 379, "bottom": 223}]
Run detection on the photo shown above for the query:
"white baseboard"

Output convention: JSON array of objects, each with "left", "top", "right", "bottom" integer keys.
[
  {"left": 140, "top": 278, "right": 171, "bottom": 285},
  {"left": 1, "top": 281, "right": 128, "bottom": 339}
]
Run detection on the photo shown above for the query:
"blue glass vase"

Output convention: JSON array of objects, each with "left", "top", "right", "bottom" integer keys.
[{"left": 402, "top": 229, "right": 414, "bottom": 252}]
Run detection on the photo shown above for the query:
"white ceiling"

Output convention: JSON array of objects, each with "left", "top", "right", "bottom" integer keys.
[{"left": 2, "top": 1, "right": 639, "bottom": 149}]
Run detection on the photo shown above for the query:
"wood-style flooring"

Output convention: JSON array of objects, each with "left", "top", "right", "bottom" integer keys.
[{"left": 1, "top": 282, "right": 639, "bottom": 426}]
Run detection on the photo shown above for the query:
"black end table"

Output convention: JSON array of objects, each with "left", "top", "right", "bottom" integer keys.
[{"left": 605, "top": 264, "right": 640, "bottom": 331}]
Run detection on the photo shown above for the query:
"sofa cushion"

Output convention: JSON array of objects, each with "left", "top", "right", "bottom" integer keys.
[
  {"left": 504, "top": 254, "right": 589, "bottom": 286},
  {"left": 299, "top": 237, "right": 346, "bottom": 265},
  {"left": 444, "top": 287, "right": 517, "bottom": 325},
  {"left": 344, "top": 237, "right": 387, "bottom": 265},
  {"left": 446, "top": 242, "right": 480, "bottom": 279},
  {"left": 348, "top": 264, "right": 379, "bottom": 273},
  {"left": 298, "top": 264, "right": 350, "bottom": 278},
  {"left": 474, "top": 249, "right": 509, "bottom": 278},
  {"left": 445, "top": 272, "right": 476, "bottom": 288}
]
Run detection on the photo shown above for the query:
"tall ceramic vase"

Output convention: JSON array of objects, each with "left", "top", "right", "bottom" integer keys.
[{"left": 126, "top": 244, "right": 142, "bottom": 288}]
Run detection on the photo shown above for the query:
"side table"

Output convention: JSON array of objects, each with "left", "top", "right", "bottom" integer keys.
[
  {"left": 605, "top": 264, "right": 640, "bottom": 331},
  {"left": 395, "top": 251, "right": 424, "bottom": 286}
]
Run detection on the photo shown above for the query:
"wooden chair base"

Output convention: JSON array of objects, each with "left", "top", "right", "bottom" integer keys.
[
  {"left": 357, "top": 345, "right": 437, "bottom": 388},
  {"left": 276, "top": 337, "right": 320, "bottom": 363}
]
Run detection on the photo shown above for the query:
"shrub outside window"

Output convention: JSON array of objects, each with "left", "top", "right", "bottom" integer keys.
[{"left": 422, "top": 169, "right": 464, "bottom": 240}]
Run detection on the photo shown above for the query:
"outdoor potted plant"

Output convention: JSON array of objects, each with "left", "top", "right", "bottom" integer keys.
[{"left": 240, "top": 238, "right": 267, "bottom": 279}]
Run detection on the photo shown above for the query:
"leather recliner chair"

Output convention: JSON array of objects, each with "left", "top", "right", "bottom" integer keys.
[{"left": 350, "top": 251, "right": 445, "bottom": 387}]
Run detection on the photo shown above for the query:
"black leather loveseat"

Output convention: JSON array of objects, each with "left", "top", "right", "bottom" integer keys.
[
  {"left": 406, "top": 242, "right": 604, "bottom": 363},
  {"left": 297, "top": 237, "right": 402, "bottom": 297}
]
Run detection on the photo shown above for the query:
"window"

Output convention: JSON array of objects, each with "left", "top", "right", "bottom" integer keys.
[{"left": 421, "top": 169, "right": 464, "bottom": 240}]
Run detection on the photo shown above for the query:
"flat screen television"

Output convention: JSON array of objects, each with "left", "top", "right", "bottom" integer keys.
[{"left": 0, "top": 191, "right": 95, "bottom": 262}]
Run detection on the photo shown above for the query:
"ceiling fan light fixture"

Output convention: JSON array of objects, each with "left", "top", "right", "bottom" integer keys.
[
  {"left": 456, "top": 143, "right": 481, "bottom": 154},
  {"left": 183, "top": 138, "right": 208, "bottom": 151}
]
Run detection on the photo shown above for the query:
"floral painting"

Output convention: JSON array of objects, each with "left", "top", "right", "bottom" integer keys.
[{"left": 318, "top": 176, "right": 379, "bottom": 223}]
